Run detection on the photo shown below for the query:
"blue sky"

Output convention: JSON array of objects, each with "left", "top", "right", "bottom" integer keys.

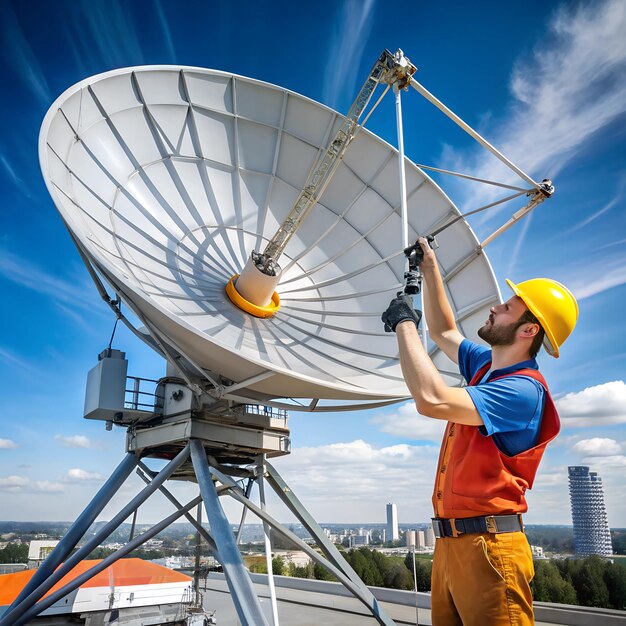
[{"left": 1, "top": 0, "right": 625, "bottom": 527}]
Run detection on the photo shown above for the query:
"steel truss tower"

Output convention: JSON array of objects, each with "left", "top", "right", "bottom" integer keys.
[{"left": 0, "top": 369, "right": 397, "bottom": 626}]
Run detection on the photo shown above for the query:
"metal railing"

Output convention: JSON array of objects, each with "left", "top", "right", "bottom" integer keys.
[
  {"left": 124, "top": 376, "right": 158, "bottom": 411},
  {"left": 244, "top": 404, "right": 289, "bottom": 423}
]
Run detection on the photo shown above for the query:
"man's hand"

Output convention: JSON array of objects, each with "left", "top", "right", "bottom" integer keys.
[
  {"left": 417, "top": 236, "right": 437, "bottom": 272},
  {"left": 382, "top": 293, "right": 422, "bottom": 332}
]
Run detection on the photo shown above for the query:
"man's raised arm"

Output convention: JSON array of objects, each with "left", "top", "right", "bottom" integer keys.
[{"left": 418, "top": 237, "right": 465, "bottom": 364}]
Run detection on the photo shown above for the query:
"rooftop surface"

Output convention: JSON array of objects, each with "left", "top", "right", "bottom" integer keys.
[{"left": 200, "top": 574, "right": 626, "bottom": 626}]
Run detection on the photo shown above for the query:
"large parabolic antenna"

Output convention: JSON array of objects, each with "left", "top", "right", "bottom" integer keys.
[
  {"left": 39, "top": 65, "right": 501, "bottom": 405},
  {"left": 11, "top": 57, "right": 555, "bottom": 626}
]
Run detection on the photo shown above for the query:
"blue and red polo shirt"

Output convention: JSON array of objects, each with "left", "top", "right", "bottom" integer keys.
[{"left": 458, "top": 339, "right": 546, "bottom": 456}]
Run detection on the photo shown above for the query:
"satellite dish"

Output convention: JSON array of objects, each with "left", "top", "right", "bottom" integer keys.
[{"left": 39, "top": 66, "right": 500, "bottom": 405}]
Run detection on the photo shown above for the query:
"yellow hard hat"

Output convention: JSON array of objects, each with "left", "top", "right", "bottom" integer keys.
[{"left": 505, "top": 278, "right": 578, "bottom": 358}]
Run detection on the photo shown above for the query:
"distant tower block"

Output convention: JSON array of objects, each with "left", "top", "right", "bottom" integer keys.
[
  {"left": 568, "top": 466, "right": 613, "bottom": 557},
  {"left": 424, "top": 526, "right": 435, "bottom": 549},
  {"left": 416, "top": 530, "right": 425, "bottom": 549},
  {"left": 386, "top": 503, "right": 399, "bottom": 542}
]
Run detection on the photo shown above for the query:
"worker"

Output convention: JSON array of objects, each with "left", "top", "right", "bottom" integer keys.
[{"left": 381, "top": 237, "right": 578, "bottom": 626}]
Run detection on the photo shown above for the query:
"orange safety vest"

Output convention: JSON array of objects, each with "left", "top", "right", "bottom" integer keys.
[{"left": 432, "top": 363, "right": 560, "bottom": 519}]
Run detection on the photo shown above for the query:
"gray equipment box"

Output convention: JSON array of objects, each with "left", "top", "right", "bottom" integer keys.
[{"left": 84, "top": 349, "right": 128, "bottom": 421}]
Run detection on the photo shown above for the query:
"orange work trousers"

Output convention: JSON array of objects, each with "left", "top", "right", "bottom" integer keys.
[{"left": 431, "top": 531, "right": 534, "bottom": 625}]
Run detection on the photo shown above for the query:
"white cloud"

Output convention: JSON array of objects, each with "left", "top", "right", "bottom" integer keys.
[
  {"left": 154, "top": 0, "right": 176, "bottom": 62},
  {"left": 370, "top": 401, "right": 447, "bottom": 443},
  {"left": 76, "top": 1, "right": 144, "bottom": 69},
  {"left": 64, "top": 468, "right": 105, "bottom": 482},
  {"left": 0, "top": 1, "right": 51, "bottom": 105},
  {"left": 563, "top": 254, "right": 626, "bottom": 301},
  {"left": 0, "top": 476, "right": 63, "bottom": 494},
  {"left": 579, "top": 455, "right": 626, "bottom": 470},
  {"left": 0, "top": 154, "right": 25, "bottom": 190},
  {"left": 572, "top": 437, "right": 622, "bottom": 457},
  {"left": 54, "top": 435, "right": 94, "bottom": 449},
  {"left": 0, "top": 476, "right": 30, "bottom": 492},
  {"left": 0, "top": 248, "right": 104, "bottom": 314},
  {"left": 31, "top": 481, "right": 65, "bottom": 493},
  {"left": 322, "top": 0, "right": 377, "bottom": 110},
  {"left": 0, "top": 438, "right": 18, "bottom": 449},
  {"left": 443, "top": 1, "right": 626, "bottom": 241},
  {"left": 275, "top": 439, "right": 440, "bottom": 522},
  {"left": 561, "top": 181, "right": 624, "bottom": 236},
  {"left": 0, "top": 347, "right": 44, "bottom": 378},
  {"left": 556, "top": 380, "right": 626, "bottom": 427}
]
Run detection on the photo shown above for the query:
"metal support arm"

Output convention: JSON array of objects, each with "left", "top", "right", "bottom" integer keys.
[
  {"left": 190, "top": 440, "right": 270, "bottom": 626},
  {"left": 480, "top": 181, "right": 554, "bottom": 247},
  {"left": 265, "top": 461, "right": 362, "bottom": 585},
  {"left": 1, "top": 446, "right": 190, "bottom": 626},
  {"left": 13, "top": 495, "right": 203, "bottom": 626},
  {"left": 211, "top": 465, "right": 396, "bottom": 626},
  {"left": 409, "top": 76, "right": 540, "bottom": 189},
  {"left": 2, "top": 452, "right": 137, "bottom": 619},
  {"left": 259, "top": 49, "right": 416, "bottom": 273},
  {"left": 136, "top": 463, "right": 219, "bottom": 554}
]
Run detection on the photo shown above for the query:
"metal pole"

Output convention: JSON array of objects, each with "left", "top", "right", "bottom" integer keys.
[
  {"left": 190, "top": 440, "right": 269, "bottom": 626},
  {"left": 394, "top": 83, "right": 429, "bottom": 351},
  {"left": 211, "top": 465, "right": 396, "bottom": 626},
  {"left": 1, "top": 445, "right": 189, "bottom": 626},
  {"left": 409, "top": 77, "right": 540, "bottom": 189},
  {"left": 13, "top": 495, "right": 203, "bottom": 626},
  {"left": 136, "top": 463, "right": 218, "bottom": 553},
  {"left": 194, "top": 501, "right": 203, "bottom": 606},
  {"left": 236, "top": 478, "right": 255, "bottom": 545},
  {"left": 129, "top": 508, "right": 138, "bottom": 541},
  {"left": 264, "top": 462, "right": 396, "bottom": 625},
  {"left": 132, "top": 376, "right": 140, "bottom": 410},
  {"left": 0, "top": 452, "right": 138, "bottom": 623},
  {"left": 265, "top": 461, "right": 361, "bottom": 585},
  {"left": 259, "top": 457, "right": 280, "bottom": 626},
  {"left": 480, "top": 193, "right": 547, "bottom": 248},
  {"left": 395, "top": 86, "right": 409, "bottom": 250},
  {"left": 412, "top": 545, "right": 419, "bottom": 625}
]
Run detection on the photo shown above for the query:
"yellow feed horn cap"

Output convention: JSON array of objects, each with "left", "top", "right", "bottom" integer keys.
[{"left": 226, "top": 275, "right": 280, "bottom": 318}]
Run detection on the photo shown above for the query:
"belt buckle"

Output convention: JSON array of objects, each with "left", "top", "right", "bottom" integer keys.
[
  {"left": 485, "top": 515, "right": 498, "bottom": 533},
  {"left": 432, "top": 519, "right": 443, "bottom": 538}
]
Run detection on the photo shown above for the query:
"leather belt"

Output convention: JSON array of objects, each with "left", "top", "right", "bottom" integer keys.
[{"left": 432, "top": 514, "right": 524, "bottom": 538}]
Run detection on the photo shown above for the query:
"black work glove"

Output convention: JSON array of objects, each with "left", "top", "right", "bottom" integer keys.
[{"left": 382, "top": 292, "right": 422, "bottom": 332}]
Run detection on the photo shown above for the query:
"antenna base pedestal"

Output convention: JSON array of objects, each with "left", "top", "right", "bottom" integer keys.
[{"left": 127, "top": 409, "right": 291, "bottom": 465}]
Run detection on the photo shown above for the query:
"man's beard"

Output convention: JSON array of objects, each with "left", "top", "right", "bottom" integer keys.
[{"left": 477, "top": 319, "right": 520, "bottom": 347}]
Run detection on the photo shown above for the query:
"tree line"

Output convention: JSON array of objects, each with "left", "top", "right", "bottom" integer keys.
[
  {"left": 532, "top": 556, "right": 625, "bottom": 610},
  {"left": 0, "top": 542, "right": 28, "bottom": 563},
  {"left": 3, "top": 540, "right": 624, "bottom": 610},
  {"left": 266, "top": 547, "right": 626, "bottom": 611},
  {"left": 256, "top": 548, "right": 431, "bottom": 592}
]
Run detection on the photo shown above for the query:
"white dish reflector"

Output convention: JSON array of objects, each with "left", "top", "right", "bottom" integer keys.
[{"left": 40, "top": 66, "right": 500, "bottom": 404}]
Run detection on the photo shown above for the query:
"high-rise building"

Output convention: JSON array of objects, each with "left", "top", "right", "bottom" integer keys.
[
  {"left": 568, "top": 466, "right": 613, "bottom": 556},
  {"left": 386, "top": 503, "right": 399, "bottom": 542},
  {"left": 424, "top": 526, "right": 435, "bottom": 548}
]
